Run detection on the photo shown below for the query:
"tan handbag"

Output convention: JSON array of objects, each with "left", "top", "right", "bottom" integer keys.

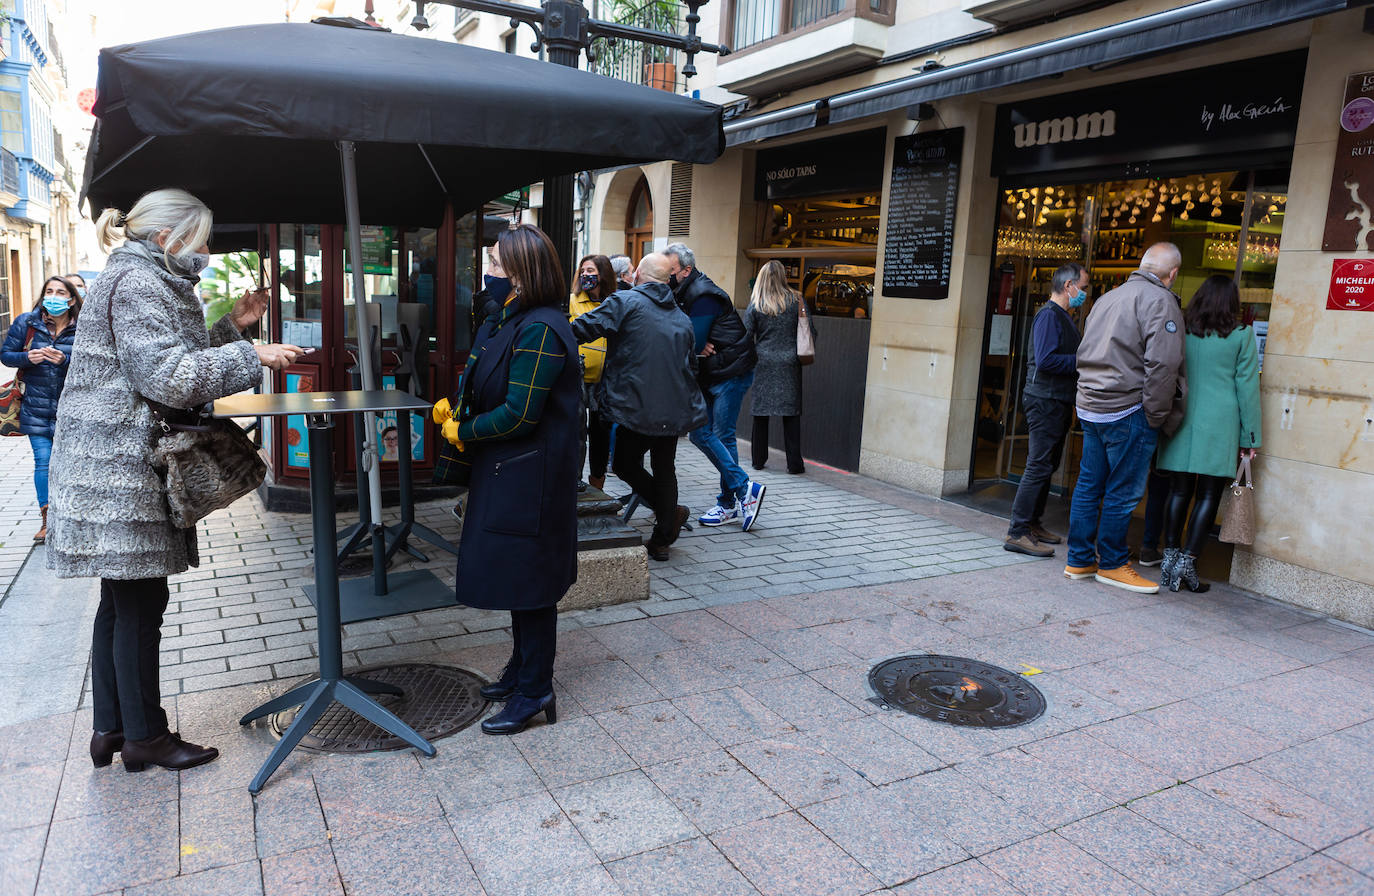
[
  {"left": 1219, "top": 455, "right": 1256, "bottom": 545},
  {"left": 796, "top": 297, "right": 815, "bottom": 367}
]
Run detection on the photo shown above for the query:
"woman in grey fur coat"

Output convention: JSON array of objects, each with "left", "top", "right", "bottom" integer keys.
[
  {"left": 49, "top": 189, "right": 302, "bottom": 773},
  {"left": 743, "top": 261, "right": 814, "bottom": 474}
]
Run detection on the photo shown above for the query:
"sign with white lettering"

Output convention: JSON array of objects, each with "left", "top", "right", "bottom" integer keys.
[
  {"left": 1322, "top": 71, "right": 1374, "bottom": 252},
  {"left": 882, "top": 128, "right": 963, "bottom": 300},
  {"left": 992, "top": 51, "right": 1306, "bottom": 177},
  {"left": 1327, "top": 258, "right": 1374, "bottom": 311},
  {"left": 753, "top": 129, "right": 885, "bottom": 201}
]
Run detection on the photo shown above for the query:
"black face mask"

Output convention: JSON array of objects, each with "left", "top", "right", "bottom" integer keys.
[
  {"left": 484, "top": 274, "right": 512, "bottom": 304},
  {"left": 579, "top": 273, "right": 599, "bottom": 294},
  {"left": 667, "top": 274, "right": 680, "bottom": 291}
]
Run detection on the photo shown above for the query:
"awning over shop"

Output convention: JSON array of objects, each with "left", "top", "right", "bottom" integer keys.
[
  {"left": 723, "top": 100, "right": 824, "bottom": 146},
  {"left": 724, "top": 0, "right": 1360, "bottom": 145},
  {"left": 83, "top": 20, "right": 725, "bottom": 225}
]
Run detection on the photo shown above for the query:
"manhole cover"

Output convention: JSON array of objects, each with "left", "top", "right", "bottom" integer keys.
[
  {"left": 868, "top": 654, "right": 1045, "bottom": 728},
  {"left": 270, "top": 663, "right": 488, "bottom": 752}
]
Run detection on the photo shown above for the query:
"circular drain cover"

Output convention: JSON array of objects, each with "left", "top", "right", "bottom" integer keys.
[
  {"left": 270, "top": 663, "right": 488, "bottom": 752},
  {"left": 868, "top": 655, "right": 1045, "bottom": 728}
]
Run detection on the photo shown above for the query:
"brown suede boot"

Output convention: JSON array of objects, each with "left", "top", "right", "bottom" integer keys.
[{"left": 34, "top": 505, "right": 47, "bottom": 543}]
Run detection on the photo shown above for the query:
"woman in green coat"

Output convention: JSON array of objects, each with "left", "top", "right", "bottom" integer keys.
[{"left": 1157, "top": 275, "right": 1261, "bottom": 592}]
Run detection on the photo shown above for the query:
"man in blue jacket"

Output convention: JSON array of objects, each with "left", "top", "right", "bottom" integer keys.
[
  {"left": 1004, "top": 263, "right": 1087, "bottom": 557},
  {"left": 664, "top": 243, "right": 766, "bottom": 532}
]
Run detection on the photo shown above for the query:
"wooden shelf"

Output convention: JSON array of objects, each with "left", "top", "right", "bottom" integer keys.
[{"left": 745, "top": 247, "right": 878, "bottom": 262}]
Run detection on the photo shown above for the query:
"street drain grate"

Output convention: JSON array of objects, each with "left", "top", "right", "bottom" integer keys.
[
  {"left": 270, "top": 663, "right": 489, "bottom": 752},
  {"left": 868, "top": 654, "right": 1045, "bottom": 728}
]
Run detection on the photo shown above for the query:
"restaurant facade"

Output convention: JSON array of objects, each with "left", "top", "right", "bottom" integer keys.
[{"left": 582, "top": 1, "right": 1374, "bottom": 625}]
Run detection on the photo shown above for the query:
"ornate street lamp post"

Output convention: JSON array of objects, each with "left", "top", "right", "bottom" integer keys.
[{"left": 411, "top": 0, "right": 728, "bottom": 277}]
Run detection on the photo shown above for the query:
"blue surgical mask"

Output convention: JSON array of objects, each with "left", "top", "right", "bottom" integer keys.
[
  {"left": 484, "top": 274, "right": 512, "bottom": 305},
  {"left": 42, "top": 296, "right": 70, "bottom": 316},
  {"left": 1069, "top": 289, "right": 1087, "bottom": 308}
]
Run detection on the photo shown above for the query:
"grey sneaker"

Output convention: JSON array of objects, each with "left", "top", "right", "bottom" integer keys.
[
  {"left": 1004, "top": 534, "right": 1053, "bottom": 558},
  {"left": 1138, "top": 545, "right": 1163, "bottom": 567}
]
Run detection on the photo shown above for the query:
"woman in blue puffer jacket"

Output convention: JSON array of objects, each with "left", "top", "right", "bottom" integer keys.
[{"left": 2, "top": 275, "right": 80, "bottom": 543}]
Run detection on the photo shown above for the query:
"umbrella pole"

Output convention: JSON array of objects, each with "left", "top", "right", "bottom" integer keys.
[{"left": 339, "top": 139, "right": 389, "bottom": 595}]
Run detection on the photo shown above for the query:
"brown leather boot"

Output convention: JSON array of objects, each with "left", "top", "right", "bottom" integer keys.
[
  {"left": 588, "top": 475, "right": 605, "bottom": 491},
  {"left": 34, "top": 505, "right": 47, "bottom": 543},
  {"left": 121, "top": 732, "right": 219, "bottom": 772}
]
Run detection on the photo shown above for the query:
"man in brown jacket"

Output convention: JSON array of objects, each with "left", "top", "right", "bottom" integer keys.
[{"left": 1065, "top": 242, "right": 1186, "bottom": 594}]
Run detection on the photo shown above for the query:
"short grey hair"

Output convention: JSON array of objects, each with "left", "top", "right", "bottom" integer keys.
[
  {"left": 609, "top": 255, "right": 632, "bottom": 277},
  {"left": 1051, "top": 263, "right": 1086, "bottom": 296},
  {"left": 1140, "top": 242, "right": 1182, "bottom": 277},
  {"left": 664, "top": 242, "right": 695, "bottom": 269}
]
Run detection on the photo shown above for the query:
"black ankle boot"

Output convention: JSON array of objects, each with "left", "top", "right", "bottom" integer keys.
[
  {"left": 1173, "top": 552, "right": 1210, "bottom": 593},
  {"left": 481, "top": 692, "right": 556, "bottom": 735},
  {"left": 121, "top": 731, "right": 219, "bottom": 772},
  {"left": 480, "top": 664, "right": 519, "bottom": 701},
  {"left": 91, "top": 730, "right": 125, "bottom": 768}
]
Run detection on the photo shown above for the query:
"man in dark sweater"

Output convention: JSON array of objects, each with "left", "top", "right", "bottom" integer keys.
[
  {"left": 665, "top": 243, "right": 766, "bottom": 532},
  {"left": 1005, "top": 263, "right": 1087, "bottom": 557}
]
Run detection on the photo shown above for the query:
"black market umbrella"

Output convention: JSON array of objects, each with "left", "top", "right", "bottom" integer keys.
[
  {"left": 81, "top": 17, "right": 724, "bottom": 562},
  {"left": 82, "top": 19, "right": 724, "bottom": 225}
]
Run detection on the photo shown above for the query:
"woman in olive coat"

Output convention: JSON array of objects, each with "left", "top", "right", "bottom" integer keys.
[{"left": 1156, "top": 276, "right": 1261, "bottom": 592}]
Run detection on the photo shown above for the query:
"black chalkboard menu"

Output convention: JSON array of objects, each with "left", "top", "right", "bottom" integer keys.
[{"left": 882, "top": 128, "right": 964, "bottom": 300}]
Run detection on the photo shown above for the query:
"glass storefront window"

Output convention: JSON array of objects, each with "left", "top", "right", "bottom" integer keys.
[
  {"left": 454, "top": 211, "right": 477, "bottom": 359},
  {"left": 976, "top": 168, "right": 1289, "bottom": 491},
  {"left": 756, "top": 193, "right": 879, "bottom": 318},
  {"left": 278, "top": 224, "right": 325, "bottom": 350}
]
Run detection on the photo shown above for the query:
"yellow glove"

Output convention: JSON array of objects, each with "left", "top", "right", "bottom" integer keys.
[
  {"left": 441, "top": 416, "right": 464, "bottom": 451},
  {"left": 432, "top": 397, "right": 453, "bottom": 424}
]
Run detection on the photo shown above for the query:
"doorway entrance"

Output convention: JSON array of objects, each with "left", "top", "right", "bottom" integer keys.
[
  {"left": 969, "top": 167, "right": 1288, "bottom": 514},
  {"left": 625, "top": 176, "right": 653, "bottom": 261}
]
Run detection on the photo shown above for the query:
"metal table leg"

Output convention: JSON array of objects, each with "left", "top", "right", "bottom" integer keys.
[{"left": 240, "top": 413, "right": 436, "bottom": 795}]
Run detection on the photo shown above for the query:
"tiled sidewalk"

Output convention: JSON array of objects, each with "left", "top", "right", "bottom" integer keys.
[{"left": 1, "top": 440, "right": 1372, "bottom": 895}]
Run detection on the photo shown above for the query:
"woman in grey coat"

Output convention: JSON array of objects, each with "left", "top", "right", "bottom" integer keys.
[
  {"left": 743, "top": 261, "right": 814, "bottom": 474},
  {"left": 49, "top": 188, "right": 302, "bottom": 773}
]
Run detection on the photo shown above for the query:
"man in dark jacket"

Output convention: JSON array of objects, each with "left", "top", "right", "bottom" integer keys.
[
  {"left": 665, "top": 242, "right": 766, "bottom": 532},
  {"left": 571, "top": 253, "right": 708, "bottom": 561},
  {"left": 1005, "top": 263, "right": 1086, "bottom": 558},
  {"left": 1066, "top": 242, "right": 1186, "bottom": 594}
]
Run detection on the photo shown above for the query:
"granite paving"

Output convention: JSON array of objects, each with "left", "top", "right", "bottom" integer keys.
[{"left": 0, "top": 438, "right": 1370, "bottom": 893}]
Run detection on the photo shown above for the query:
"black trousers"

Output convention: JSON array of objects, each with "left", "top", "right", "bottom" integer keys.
[
  {"left": 1008, "top": 395, "right": 1074, "bottom": 537},
  {"left": 751, "top": 415, "right": 803, "bottom": 473},
  {"left": 1164, "top": 472, "right": 1228, "bottom": 556},
  {"left": 612, "top": 427, "right": 679, "bottom": 545},
  {"left": 91, "top": 577, "right": 171, "bottom": 741},
  {"left": 586, "top": 409, "right": 611, "bottom": 481},
  {"left": 506, "top": 606, "right": 558, "bottom": 698},
  {"left": 1141, "top": 463, "right": 1170, "bottom": 551}
]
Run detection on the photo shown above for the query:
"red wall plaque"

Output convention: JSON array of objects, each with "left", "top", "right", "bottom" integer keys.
[{"left": 1327, "top": 258, "right": 1374, "bottom": 311}]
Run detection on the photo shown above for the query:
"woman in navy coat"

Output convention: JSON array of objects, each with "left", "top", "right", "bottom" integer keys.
[
  {"left": 2, "top": 276, "right": 81, "bottom": 543},
  {"left": 438, "top": 224, "right": 581, "bottom": 735}
]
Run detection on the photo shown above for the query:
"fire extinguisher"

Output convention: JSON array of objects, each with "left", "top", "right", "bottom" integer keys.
[{"left": 995, "top": 263, "right": 1015, "bottom": 315}]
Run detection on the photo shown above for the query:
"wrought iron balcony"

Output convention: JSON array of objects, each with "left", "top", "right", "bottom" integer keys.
[{"left": 589, "top": 1, "right": 686, "bottom": 93}]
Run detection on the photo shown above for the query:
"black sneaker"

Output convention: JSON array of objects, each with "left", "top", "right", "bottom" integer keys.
[{"left": 1138, "top": 546, "right": 1163, "bottom": 567}]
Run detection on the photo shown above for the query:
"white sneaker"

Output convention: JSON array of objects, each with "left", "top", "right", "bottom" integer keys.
[
  {"left": 698, "top": 502, "right": 740, "bottom": 527},
  {"left": 740, "top": 481, "right": 766, "bottom": 532}
]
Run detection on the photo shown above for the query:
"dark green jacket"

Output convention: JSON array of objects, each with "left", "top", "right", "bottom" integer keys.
[{"left": 1158, "top": 327, "right": 1261, "bottom": 479}]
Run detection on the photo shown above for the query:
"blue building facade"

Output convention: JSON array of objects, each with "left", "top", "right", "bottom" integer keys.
[{"left": 1, "top": 0, "right": 55, "bottom": 225}]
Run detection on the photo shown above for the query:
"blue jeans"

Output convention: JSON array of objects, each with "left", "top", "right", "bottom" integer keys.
[
  {"left": 29, "top": 434, "right": 52, "bottom": 507},
  {"left": 1067, "top": 409, "right": 1157, "bottom": 570},
  {"left": 688, "top": 371, "right": 753, "bottom": 507}
]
